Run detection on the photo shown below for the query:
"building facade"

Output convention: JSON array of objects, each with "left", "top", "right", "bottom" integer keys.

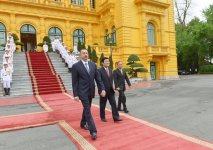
[{"left": 0, "top": 0, "right": 178, "bottom": 80}]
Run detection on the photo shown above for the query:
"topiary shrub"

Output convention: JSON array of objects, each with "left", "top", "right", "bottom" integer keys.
[
  {"left": 12, "top": 33, "right": 24, "bottom": 48},
  {"left": 37, "top": 36, "right": 53, "bottom": 52},
  {"left": 124, "top": 54, "right": 148, "bottom": 78}
]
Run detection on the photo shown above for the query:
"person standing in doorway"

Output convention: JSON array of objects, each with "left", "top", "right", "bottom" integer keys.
[
  {"left": 72, "top": 49, "right": 106, "bottom": 140},
  {"left": 43, "top": 41, "right": 48, "bottom": 53},
  {"left": 113, "top": 61, "right": 131, "bottom": 113}
]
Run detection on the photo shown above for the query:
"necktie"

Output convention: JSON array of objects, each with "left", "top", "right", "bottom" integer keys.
[
  {"left": 120, "top": 69, "right": 123, "bottom": 75},
  {"left": 106, "top": 68, "right": 110, "bottom": 77},
  {"left": 85, "top": 62, "right": 90, "bottom": 73}
]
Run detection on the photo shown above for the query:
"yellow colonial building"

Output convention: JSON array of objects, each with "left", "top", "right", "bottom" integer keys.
[{"left": 0, "top": 0, "right": 178, "bottom": 80}]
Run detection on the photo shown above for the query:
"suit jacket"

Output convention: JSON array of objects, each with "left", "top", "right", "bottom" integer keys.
[
  {"left": 113, "top": 68, "right": 131, "bottom": 91},
  {"left": 72, "top": 60, "right": 105, "bottom": 100},
  {"left": 98, "top": 67, "right": 114, "bottom": 95}
]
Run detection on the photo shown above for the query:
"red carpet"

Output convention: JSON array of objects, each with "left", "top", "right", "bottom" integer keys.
[
  {"left": 0, "top": 92, "right": 213, "bottom": 150},
  {"left": 0, "top": 96, "right": 37, "bottom": 107},
  {"left": 25, "top": 52, "right": 66, "bottom": 95}
]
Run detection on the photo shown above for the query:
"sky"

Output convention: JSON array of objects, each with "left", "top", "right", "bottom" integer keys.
[
  {"left": 190, "top": 0, "right": 213, "bottom": 20},
  {"left": 175, "top": 0, "right": 213, "bottom": 22}
]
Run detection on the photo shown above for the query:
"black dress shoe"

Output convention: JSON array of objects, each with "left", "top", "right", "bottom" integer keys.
[
  {"left": 80, "top": 124, "right": 89, "bottom": 130},
  {"left": 124, "top": 109, "right": 129, "bottom": 113},
  {"left": 114, "top": 118, "right": 122, "bottom": 122},
  {"left": 91, "top": 132, "right": 97, "bottom": 140},
  {"left": 101, "top": 118, "right": 107, "bottom": 122}
]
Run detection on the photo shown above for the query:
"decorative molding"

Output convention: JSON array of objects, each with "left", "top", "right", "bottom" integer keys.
[
  {"left": 135, "top": 0, "right": 170, "bottom": 8},
  {"left": 135, "top": 0, "right": 170, "bottom": 16}
]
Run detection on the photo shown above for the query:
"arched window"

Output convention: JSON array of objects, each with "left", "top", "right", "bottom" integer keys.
[
  {"left": 104, "top": 29, "right": 109, "bottom": 46},
  {"left": 147, "top": 22, "right": 156, "bottom": 45},
  {"left": 0, "top": 23, "right": 6, "bottom": 51},
  {"left": 73, "top": 29, "right": 85, "bottom": 46},
  {"left": 90, "top": 0, "right": 95, "bottom": 9},
  {"left": 48, "top": 27, "right": 63, "bottom": 42},
  {"left": 20, "top": 24, "right": 36, "bottom": 34},
  {"left": 111, "top": 26, "right": 116, "bottom": 45},
  {"left": 71, "top": 0, "right": 84, "bottom": 5}
]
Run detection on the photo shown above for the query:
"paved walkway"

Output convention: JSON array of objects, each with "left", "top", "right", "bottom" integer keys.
[{"left": 0, "top": 75, "right": 212, "bottom": 149}]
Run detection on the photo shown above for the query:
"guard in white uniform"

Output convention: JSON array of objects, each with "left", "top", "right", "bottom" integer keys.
[
  {"left": 54, "top": 37, "right": 60, "bottom": 53},
  {"left": 43, "top": 41, "right": 48, "bottom": 53},
  {"left": 7, "top": 33, "right": 14, "bottom": 43},
  {"left": 67, "top": 52, "right": 78, "bottom": 72},
  {"left": 1, "top": 63, "right": 12, "bottom": 96},
  {"left": 3, "top": 50, "right": 12, "bottom": 63},
  {"left": 52, "top": 41, "right": 56, "bottom": 52},
  {"left": 6, "top": 40, "right": 16, "bottom": 52},
  {"left": 4, "top": 52, "right": 13, "bottom": 73}
]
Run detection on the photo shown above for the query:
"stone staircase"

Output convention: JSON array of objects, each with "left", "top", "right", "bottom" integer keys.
[
  {"left": 0, "top": 51, "right": 142, "bottom": 98},
  {"left": 0, "top": 52, "right": 33, "bottom": 97},
  {"left": 48, "top": 53, "right": 72, "bottom": 92}
]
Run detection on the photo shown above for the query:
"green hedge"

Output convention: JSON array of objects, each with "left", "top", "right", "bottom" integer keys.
[{"left": 200, "top": 65, "right": 213, "bottom": 74}]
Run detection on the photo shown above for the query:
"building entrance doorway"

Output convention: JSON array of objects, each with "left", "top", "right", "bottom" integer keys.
[
  {"left": 20, "top": 24, "right": 36, "bottom": 51},
  {"left": 150, "top": 62, "right": 156, "bottom": 80},
  {"left": 21, "top": 33, "right": 36, "bottom": 51}
]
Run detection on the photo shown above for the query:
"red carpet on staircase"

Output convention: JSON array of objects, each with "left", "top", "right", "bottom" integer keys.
[{"left": 25, "top": 52, "right": 67, "bottom": 95}]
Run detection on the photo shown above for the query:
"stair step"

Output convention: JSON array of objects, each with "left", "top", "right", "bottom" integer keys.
[{"left": 48, "top": 53, "right": 72, "bottom": 91}]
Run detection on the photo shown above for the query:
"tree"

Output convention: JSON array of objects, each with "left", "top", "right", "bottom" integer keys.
[
  {"left": 176, "top": 5, "right": 213, "bottom": 73},
  {"left": 124, "top": 54, "right": 147, "bottom": 78},
  {"left": 99, "top": 53, "right": 104, "bottom": 67},
  {"left": 11, "top": 33, "right": 24, "bottom": 50},
  {"left": 37, "top": 36, "right": 53, "bottom": 52},
  {"left": 203, "top": 5, "right": 213, "bottom": 24},
  {"left": 91, "top": 49, "right": 98, "bottom": 63},
  {"left": 77, "top": 40, "right": 82, "bottom": 52},
  {"left": 77, "top": 40, "right": 86, "bottom": 52},
  {"left": 109, "top": 55, "right": 113, "bottom": 70},
  {"left": 88, "top": 45, "right": 92, "bottom": 59},
  {"left": 82, "top": 42, "right": 86, "bottom": 49},
  {"left": 203, "top": 5, "right": 213, "bottom": 64},
  {"left": 175, "top": 0, "right": 192, "bottom": 26}
]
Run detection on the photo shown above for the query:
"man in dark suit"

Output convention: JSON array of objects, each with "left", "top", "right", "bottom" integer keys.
[
  {"left": 72, "top": 49, "right": 106, "bottom": 140},
  {"left": 113, "top": 61, "right": 131, "bottom": 113},
  {"left": 98, "top": 57, "right": 122, "bottom": 122}
]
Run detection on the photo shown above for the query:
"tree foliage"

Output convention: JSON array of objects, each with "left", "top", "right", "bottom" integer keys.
[
  {"left": 109, "top": 55, "right": 113, "bottom": 70},
  {"left": 124, "top": 54, "right": 147, "bottom": 78},
  {"left": 11, "top": 33, "right": 24, "bottom": 47},
  {"left": 87, "top": 45, "right": 92, "bottom": 59},
  {"left": 77, "top": 40, "right": 86, "bottom": 52},
  {"left": 176, "top": 5, "right": 213, "bottom": 73},
  {"left": 37, "top": 36, "right": 53, "bottom": 52},
  {"left": 175, "top": 0, "right": 192, "bottom": 26},
  {"left": 91, "top": 49, "right": 98, "bottom": 63},
  {"left": 99, "top": 53, "right": 104, "bottom": 67}
]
